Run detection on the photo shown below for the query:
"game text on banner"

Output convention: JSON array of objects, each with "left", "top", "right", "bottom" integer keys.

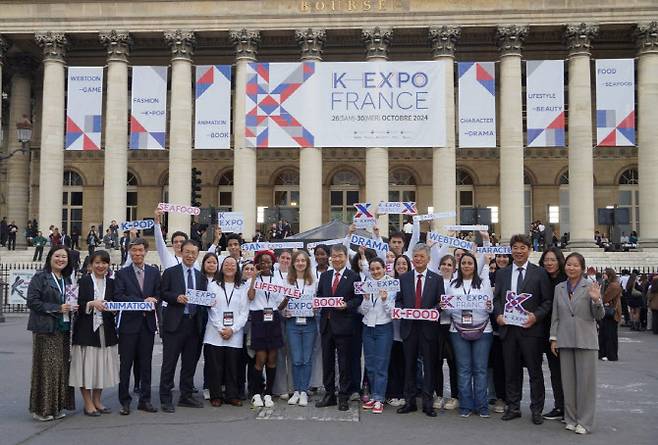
[
  {"left": 313, "top": 297, "right": 344, "bottom": 308},
  {"left": 503, "top": 291, "right": 531, "bottom": 327},
  {"left": 120, "top": 219, "right": 155, "bottom": 231},
  {"left": 444, "top": 224, "right": 489, "bottom": 232},
  {"left": 307, "top": 238, "right": 344, "bottom": 249},
  {"left": 186, "top": 289, "right": 217, "bottom": 306},
  {"left": 391, "top": 307, "right": 440, "bottom": 321},
  {"left": 105, "top": 301, "right": 155, "bottom": 311},
  {"left": 413, "top": 211, "right": 456, "bottom": 222},
  {"left": 254, "top": 280, "right": 302, "bottom": 299},
  {"left": 377, "top": 201, "right": 417, "bottom": 215},
  {"left": 218, "top": 212, "right": 244, "bottom": 233},
  {"left": 157, "top": 202, "right": 201, "bottom": 216},
  {"left": 349, "top": 234, "right": 388, "bottom": 252},
  {"left": 441, "top": 293, "right": 491, "bottom": 310},
  {"left": 354, "top": 278, "right": 400, "bottom": 295},
  {"left": 65, "top": 67, "right": 103, "bottom": 151},
  {"left": 476, "top": 245, "right": 512, "bottom": 254},
  {"left": 427, "top": 232, "right": 475, "bottom": 251}
]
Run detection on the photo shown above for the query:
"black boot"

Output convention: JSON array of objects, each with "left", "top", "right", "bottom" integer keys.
[{"left": 250, "top": 365, "right": 264, "bottom": 396}]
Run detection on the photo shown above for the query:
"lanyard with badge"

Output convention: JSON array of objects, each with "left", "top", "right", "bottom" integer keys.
[
  {"left": 222, "top": 284, "right": 235, "bottom": 327},
  {"left": 261, "top": 275, "right": 274, "bottom": 322},
  {"left": 295, "top": 280, "right": 307, "bottom": 325},
  {"left": 52, "top": 273, "right": 69, "bottom": 321},
  {"left": 462, "top": 284, "right": 473, "bottom": 325},
  {"left": 92, "top": 276, "right": 105, "bottom": 332}
]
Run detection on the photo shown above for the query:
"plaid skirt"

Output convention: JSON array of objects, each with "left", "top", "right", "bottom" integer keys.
[{"left": 29, "top": 332, "right": 75, "bottom": 417}]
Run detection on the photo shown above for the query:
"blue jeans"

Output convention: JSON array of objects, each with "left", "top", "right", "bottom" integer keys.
[
  {"left": 362, "top": 323, "right": 394, "bottom": 402},
  {"left": 286, "top": 317, "right": 317, "bottom": 392},
  {"left": 450, "top": 332, "right": 493, "bottom": 413}
]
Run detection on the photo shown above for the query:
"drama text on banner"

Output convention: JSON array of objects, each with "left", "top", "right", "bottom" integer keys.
[
  {"left": 458, "top": 62, "right": 496, "bottom": 148},
  {"left": 349, "top": 234, "right": 388, "bottom": 252}
]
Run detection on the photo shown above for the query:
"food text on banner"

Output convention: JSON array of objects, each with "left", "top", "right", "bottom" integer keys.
[
  {"left": 503, "top": 291, "right": 532, "bottom": 327},
  {"left": 413, "top": 210, "right": 457, "bottom": 222},
  {"left": 120, "top": 219, "right": 155, "bottom": 231},
  {"left": 312, "top": 297, "right": 344, "bottom": 308},
  {"left": 157, "top": 202, "right": 201, "bottom": 216},
  {"left": 391, "top": 307, "right": 440, "bottom": 321},
  {"left": 105, "top": 301, "right": 155, "bottom": 311},
  {"left": 353, "top": 278, "right": 400, "bottom": 295},
  {"left": 440, "top": 293, "right": 491, "bottom": 310},
  {"left": 218, "top": 212, "right": 244, "bottom": 233},
  {"left": 427, "top": 232, "right": 475, "bottom": 252},
  {"left": 349, "top": 234, "right": 388, "bottom": 252},
  {"left": 253, "top": 280, "right": 302, "bottom": 299},
  {"left": 185, "top": 289, "right": 217, "bottom": 306}
]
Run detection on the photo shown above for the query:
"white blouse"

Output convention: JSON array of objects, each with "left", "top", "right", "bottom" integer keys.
[
  {"left": 358, "top": 278, "right": 396, "bottom": 327},
  {"left": 204, "top": 280, "right": 249, "bottom": 348},
  {"left": 249, "top": 273, "right": 286, "bottom": 312}
]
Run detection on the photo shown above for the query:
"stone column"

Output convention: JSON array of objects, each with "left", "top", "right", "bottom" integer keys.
[
  {"left": 35, "top": 32, "right": 67, "bottom": 231},
  {"left": 165, "top": 30, "right": 195, "bottom": 236},
  {"left": 296, "top": 28, "right": 325, "bottom": 232},
  {"left": 430, "top": 26, "right": 461, "bottom": 232},
  {"left": 363, "top": 27, "right": 391, "bottom": 236},
  {"left": 6, "top": 56, "right": 35, "bottom": 248},
  {"left": 497, "top": 25, "right": 528, "bottom": 242},
  {"left": 636, "top": 22, "right": 658, "bottom": 248},
  {"left": 565, "top": 23, "right": 598, "bottom": 248},
  {"left": 99, "top": 31, "right": 131, "bottom": 229},
  {"left": 230, "top": 29, "right": 260, "bottom": 240},
  {"left": 0, "top": 36, "right": 6, "bottom": 147}
]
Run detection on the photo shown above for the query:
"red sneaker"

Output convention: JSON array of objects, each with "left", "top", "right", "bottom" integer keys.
[
  {"left": 362, "top": 400, "right": 376, "bottom": 410},
  {"left": 372, "top": 401, "right": 384, "bottom": 414}
]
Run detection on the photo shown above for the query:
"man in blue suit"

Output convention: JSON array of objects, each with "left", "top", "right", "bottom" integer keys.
[
  {"left": 159, "top": 240, "right": 208, "bottom": 412},
  {"left": 114, "top": 238, "right": 161, "bottom": 415}
]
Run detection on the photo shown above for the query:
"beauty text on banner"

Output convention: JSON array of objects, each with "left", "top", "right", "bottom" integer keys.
[
  {"left": 526, "top": 60, "right": 565, "bottom": 147},
  {"left": 65, "top": 67, "right": 103, "bottom": 151},
  {"left": 458, "top": 62, "right": 496, "bottom": 148},
  {"left": 130, "top": 66, "right": 168, "bottom": 150},
  {"left": 596, "top": 59, "right": 635, "bottom": 146},
  {"left": 194, "top": 65, "right": 232, "bottom": 149}
]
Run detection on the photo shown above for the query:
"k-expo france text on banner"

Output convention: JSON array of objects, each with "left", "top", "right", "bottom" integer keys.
[
  {"left": 65, "top": 67, "right": 103, "bottom": 151},
  {"left": 130, "top": 66, "right": 168, "bottom": 149}
]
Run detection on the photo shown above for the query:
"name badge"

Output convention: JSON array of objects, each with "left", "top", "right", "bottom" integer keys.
[
  {"left": 263, "top": 307, "right": 274, "bottom": 322},
  {"left": 295, "top": 317, "right": 307, "bottom": 325},
  {"left": 462, "top": 310, "right": 473, "bottom": 326},
  {"left": 223, "top": 311, "right": 234, "bottom": 327}
]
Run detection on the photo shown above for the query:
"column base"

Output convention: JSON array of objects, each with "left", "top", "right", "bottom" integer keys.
[
  {"left": 566, "top": 240, "right": 600, "bottom": 250},
  {"left": 639, "top": 239, "right": 658, "bottom": 250}
]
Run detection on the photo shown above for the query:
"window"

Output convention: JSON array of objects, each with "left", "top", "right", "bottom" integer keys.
[
  {"left": 487, "top": 206, "right": 499, "bottom": 224},
  {"left": 126, "top": 172, "right": 138, "bottom": 221},
  {"left": 217, "top": 170, "right": 233, "bottom": 212},
  {"left": 330, "top": 170, "right": 360, "bottom": 223},
  {"left": 389, "top": 168, "right": 417, "bottom": 233},
  {"left": 456, "top": 168, "right": 474, "bottom": 222},
  {"left": 62, "top": 170, "right": 83, "bottom": 236},
  {"left": 617, "top": 168, "right": 639, "bottom": 235},
  {"left": 273, "top": 169, "right": 300, "bottom": 208},
  {"left": 548, "top": 205, "right": 560, "bottom": 224}
]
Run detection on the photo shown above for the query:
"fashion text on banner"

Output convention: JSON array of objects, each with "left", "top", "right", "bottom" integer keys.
[
  {"left": 526, "top": 60, "right": 565, "bottom": 147},
  {"left": 391, "top": 307, "right": 440, "bottom": 321},
  {"left": 157, "top": 202, "right": 201, "bottom": 216},
  {"left": 130, "top": 66, "right": 168, "bottom": 149},
  {"left": 195, "top": 65, "right": 232, "bottom": 149},
  {"left": 65, "top": 67, "right": 103, "bottom": 151},
  {"left": 441, "top": 293, "right": 491, "bottom": 310},
  {"left": 458, "top": 62, "right": 496, "bottom": 147},
  {"left": 596, "top": 59, "right": 635, "bottom": 146}
]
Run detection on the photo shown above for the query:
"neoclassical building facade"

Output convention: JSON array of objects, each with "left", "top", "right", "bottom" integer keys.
[{"left": 0, "top": 1, "right": 657, "bottom": 248}]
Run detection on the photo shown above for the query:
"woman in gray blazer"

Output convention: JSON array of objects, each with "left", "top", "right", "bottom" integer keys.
[{"left": 549, "top": 253, "right": 604, "bottom": 435}]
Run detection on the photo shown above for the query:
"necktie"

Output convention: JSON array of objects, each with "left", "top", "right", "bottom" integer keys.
[
  {"left": 186, "top": 268, "right": 196, "bottom": 316},
  {"left": 415, "top": 274, "right": 423, "bottom": 309},
  {"left": 516, "top": 267, "right": 524, "bottom": 293},
  {"left": 331, "top": 271, "right": 341, "bottom": 295},
  {"left": 136, "top": 268, "right": 144, "bottom": 292}
]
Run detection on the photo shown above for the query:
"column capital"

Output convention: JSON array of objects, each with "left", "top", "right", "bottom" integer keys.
[
  {"left": 0, "top": 35, "right": 9, "bottom": 65},
  {"left": 564, "top": 23, "right": 599, "bottom": 56},
  {"left": 496, "top": 25, "right": 528, "bottom": 56},
  {"left": 429, "top": 25, "right": 461, "bottom": 58},
  {"left": 296, "top": 28, "right": 325, "bottom": 61},
  {"left": 362, "top": 26, "right": 392, "bottom": 60},
  {"left": 635, "top": 21, "right": 658, "bottom": 55},
  {"left": 35, "top": 31, "right": 67, "bottom": 63},
  {"left": 99, "top": 30, "right": 132, "bottom": 63},
  {"left": 230, "top": 29, "right": 260, "bottom": 61},
  {"left": 164, "top": 30, "right": 196, "bottom": 61}
]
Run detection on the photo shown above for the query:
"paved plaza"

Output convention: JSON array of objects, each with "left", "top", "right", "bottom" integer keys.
[{"left": 0, "top": 314, "right": 656, "bottom": 445}]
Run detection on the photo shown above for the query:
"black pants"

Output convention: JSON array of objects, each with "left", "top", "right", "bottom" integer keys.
[
  {"left": 7, "top": 234, "right": 15, "bottom": 250},
  {"left": 620, "top": 294, "right": 630, "bottom": 324},
  {"left": 205, "top": 344, "right": 241, "bottom": 401},
  {"left": 501, "top": 328, "right": 545, "bottom": 414},
  {"left": 118, "top": 319, "right": 155, "bottom": 405},
  {"left": 348, "top": 316, "right": 363, "bottom": 394},
  {"left": 651, "top": 310, "right": 658, "bottom": 334},
  {"left": 544, "top": 339, "right": 563, "bottom": 411},
  {"left": 489, "top": 334, "right": 506, "bottom": 400},
  {"left": 33, "top": 245, "right": 44, "bottom": 262},
  {"left": 159, "top": 316, "right": 201, "bottom": 404},
  {"left": 88, "top": 245, "right": 95, "bottom": 257},
  {"left": 386, "top": 340, "right": 405, "bottom": 399},
  {"left": 402, "top": 327, "right": 437, "bottom": 409},
  {"left": 321, "top": 329, "right": 352, "bottom": 400},
  {"left": 598, "top": 317, "right": 619, "bottom": 360},
  {"left": 436, "top": 324, "right": 458, "bottom": 399}
]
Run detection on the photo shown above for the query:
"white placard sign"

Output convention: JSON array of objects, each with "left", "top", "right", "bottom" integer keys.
[
  {"left": 444, "top": 224, "right": 489, "bottom": 232},
  {"left": 458, "top": 62, "right": 496, "bottom": 147},
  {"left": 526, "top": 60, "right": 565, "bottom": 147},
  {"left": 218, "top": 212, "right": 244, "bottom": 233},
  {"left": 157, "top": 202, "right": 201, "bottom": 216},
  {"left": 268, "top": 242, "right": 305, "bottom": 250},
  {"left": 120, "top": 219, "right": 155, "bottom": 231},
  {"left": 287, "top": 292, "right": 315, "bottom": 317},
  {"left": 8, "top": 269, "right": 37, "bottom": 304},
  {"left": 391, "top": 307, "right": 440, "bottom": 321},
  {"left": 413, "top": 211, "right": 456, "bottom": 222},
  {"left": 254, "top": 280, "right": 302, "bottom": 299},
  {"left": 307, "top": 238, "right": 345, "bottom": 249},
  {"left": 353, "top": 278, "right": 400, "bottom": 295},
  {"left": 427, "top": 232, "right": 476, "bottom": 251},
  {"left": 377, "top": 202, "right": 417, "bottom": 215},
  {"left": 596, "top": 59, "right": 635, "bottom": 146},
  {"left": 105, "top": 301, "right": 155, "bottom": 311},
  {"left": 503, "top": 291, "right": 532, "bottom": 327},
  {"left": 349, "top": 234, "right": 388, "bottom": 252},
  {"left": 441, "top": 293, "right": 491, "bottom": 310},
  {"left": 313, "top": 297, "right": 345, "bottom": 308},
  {"left": 476, "top": 246, "right": 512, "bottom": 254},
  {"left": 186, "top": 289, "right": 217, "bottom": 306},
  {"left": 241, "top": 242, "right": 269, "bottom": 252},
  {"left": 130, "top": 66, "right": 168, "bottom": 149},
  {"left": 194, "top": 65, "right": 232, "bottom": 149}
]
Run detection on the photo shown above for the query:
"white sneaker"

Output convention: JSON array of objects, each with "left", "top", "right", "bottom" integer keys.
[
  {"left": 444, "top": 398, "right": 459, "bottom": 410},
  {"left": 433, "top": 396, "right": 444, "bottom": 409},
  {"left": 203, "top": 389, "right": 210, "bottom": 400},
  {"left": 251, "top": 394, "right": 264, "bottom": 408},
  {"left": 264, "top": 395, "right": 274, "bottom": 408},
  {"left": 493, "top": 399, "right": 506, "bottom": 414},
  {"left": 565, "top": 424, "right": 576, "bottom": 431},
  {"left": 574, "top": 425, "right": 588, "bottom": 435},
  {"left": 279, "top": 393, "right": 290, "bottom": 400},
  {"left": 288, "top": 391, "right": 300, "bottom": 405},
  {"left": 54, "top": 411, "right": 66, "bottom": 419},
  {"left": 601, "top": 357, "right": 609, "bottom": 361},
  {"left": 32, "top": 413, "right": 54, "bottom": 422},
  {"left": 299, "top": 392, "right": 308, "bottom": 406},
  {"left": 387, "top": 398, "right": 400, "bottom": 407},
  {"left": 398, "top": 398, "right": 406, "bottom": 406}
]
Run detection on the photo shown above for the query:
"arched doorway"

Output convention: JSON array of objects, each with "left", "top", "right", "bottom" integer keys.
[{"left": 62, "top": 170, "right": 84, "bottom": 236}]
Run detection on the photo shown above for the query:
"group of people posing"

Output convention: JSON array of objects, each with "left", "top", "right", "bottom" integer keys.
[{"left": 26, "top": 210, "right": 613, "bottom": 435}]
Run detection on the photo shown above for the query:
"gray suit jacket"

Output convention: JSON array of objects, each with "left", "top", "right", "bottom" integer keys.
[{"left": 550, "top": 279, "right": 604, "bottom": 350}]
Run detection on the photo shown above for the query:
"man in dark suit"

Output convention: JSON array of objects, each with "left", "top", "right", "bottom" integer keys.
[
  {"left": 315, "top": 244, "right": 362, "bottom": 411},
  {"left": 113, "top": 238, "right": 161, "bottom": 415},
  {"left": 493, "top": 234, "right": 553, "bottom": 425},
  {"left": 159, "top": 239, "right": 208, "bottom": 412},
  {"left": 396, "top": 243, "right": 444, "bottom": 417}
]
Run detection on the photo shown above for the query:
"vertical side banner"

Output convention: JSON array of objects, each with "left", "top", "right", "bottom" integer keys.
[
  {"left": 458, "top": 62, "right": 496, "bottom": 148},
  {"left": 130, "top": 66, "right": 168, "bottom": 150},
  {"left": 596, "top": 59, "right": 635, "bottom": 146},
  {"left": 65, "top": 67, "right": 103, "bottom": 151},
  {"left": 194, "top": 65, "right": 232, "bottom": 149},
  {"left": 526, "top": 60, "right": 564, "bottom": 147}
]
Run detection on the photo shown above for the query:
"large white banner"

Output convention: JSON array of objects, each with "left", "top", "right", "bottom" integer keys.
[
  {"left": 458, "top": 62, "right": 496, "bottom": 148},
  {"left": 130, "top": 66, "right": 168, "bottom": 150},
  {"left": 194, "top": 65, "right": 232, "bottom": 149},
  {"left": 596, "top": 59, "right": 635, "bottom": 146},
  {"left": 526, "top": 60, "right": 565, "bottom": 147},
  {"left": 65, "top": 67, "right": 103, "bottom": 151},
  {"left": 245, "top": 61, "right": 445, "bottom": 148}
]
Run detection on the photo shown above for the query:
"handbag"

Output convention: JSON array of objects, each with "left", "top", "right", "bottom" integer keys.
[
  {"left": 604, "top": 304, "right": 616, "bottom": 318},
  {"left": 453, "top": 320, "right": 489, "bottom": 341}
]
